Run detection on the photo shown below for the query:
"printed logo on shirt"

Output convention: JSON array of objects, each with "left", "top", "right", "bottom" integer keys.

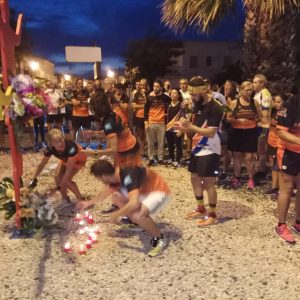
[
  {"left": 282, "top": 165, "right": 287, "bottom": 170},
  {"left": 104, "top": 122, "right": 112, "bottom": 131},
  {"left": 124, "top": 175, "right": 132, "bottom": 186},
  {"left": 277, "top": 108, "right": 287, "bottom": 118}
]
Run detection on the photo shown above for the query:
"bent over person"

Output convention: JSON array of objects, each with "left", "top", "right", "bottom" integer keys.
[
  {"left": 77, "top": 160, "right": 171, "bottom": 257},
  {"left": 176, "top": 77, "right": 223, "bottom": 226}
]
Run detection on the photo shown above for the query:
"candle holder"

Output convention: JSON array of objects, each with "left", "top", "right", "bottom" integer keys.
[
  {"left": 74, "top": 213, "right": 81, "bottom": 221},
  {"left": 87, "top": 215, "right": 94, "bottom": 224},
  {"left": 88, "top": 233, "right": 97, "bottom": 243},
  {"left": 86, "top": 240, "right": 92, "bottom": 249},
  {"left": 64, "top": 242, "right": 72, "bottom": 253}
]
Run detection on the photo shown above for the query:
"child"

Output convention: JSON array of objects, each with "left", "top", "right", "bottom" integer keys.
[{"left": 29, "top": 128, "right": 87, "bottom": 202}]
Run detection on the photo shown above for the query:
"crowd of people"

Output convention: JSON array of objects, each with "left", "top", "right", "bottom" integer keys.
[{"left": 1, "top": 72, "right": 300, "bottom": 255}]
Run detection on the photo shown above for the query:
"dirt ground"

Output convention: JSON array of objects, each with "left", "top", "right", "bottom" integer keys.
[{"left": 0, "top": 151, "right": 300, "bottom": 300}]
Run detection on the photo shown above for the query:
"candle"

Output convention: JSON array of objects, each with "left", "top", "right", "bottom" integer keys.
[
  {"left": 89, "top": 233, "right": 97, "bottom": 243},
  {"left": 79, "top": 244, "right": 86, "bottom": 255},
  {"left": 84, "top": 211, "right": 89, "bottom": 220},
  {"left": 64, "top": 242, "right": 72, "bottom": 253},
  {"left": 78, "top": 229, "right": 85, "bottom": 235},
  {"left": 93, "top": 225, "right": 100, "bottom": 235},
  {"left": 86, "top": 240, "right": 92, "bottom": 249},
  {"left": 75, "top": 213, "right": 81, "bottom": 221},
  {"left": 83, "top": 226, "right": 90, "bottom": 233},
  {"left": 79, "top": 220, "right": 85, "bottom": 226},
  {"left": 87, "top": 214, "right": 94, "bottom": 224}
]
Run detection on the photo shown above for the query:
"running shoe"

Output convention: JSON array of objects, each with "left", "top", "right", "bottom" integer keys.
[
  {"left": 230, "top": 177, "right": 242, "bottom": 189},
  {"left": 292, "top": 224, "right": 300, "bottom": 235},
  {"left": 148, "top": 238, "right": 165, "bottom": 257},
  {"left": 197, "top": 216, "right": 216, "bottom": 227},
  {"left": 147, "top": 159, "right": 157, "bottom": 166},
  {"left": 185, "top": 209, "right": 207, "bottom": 220},
  {"left": 173, "top": 161, "right": 180, "bottom": 168},
  {"left": 218, "top": 172, "right": 228, "bottom": 181},
  {"left": 275, "top": 224, "right": 296, "bottom": 244},
  {"left": 264, "top": 187, "right": 279, "bottom": 195},
  {"left": 247, "top": 178, "right": 255, "bottom": 190},
  {"left": 166, "top": 159, "right": 173, "bottom": 165}
]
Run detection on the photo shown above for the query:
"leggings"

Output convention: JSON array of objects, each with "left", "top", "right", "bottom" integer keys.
[
  {"left": 166, "top": 130, "right": 183, "bottom": 162},
  {"left": 34, "top": 116, "right": 45, "bottom": 144}
]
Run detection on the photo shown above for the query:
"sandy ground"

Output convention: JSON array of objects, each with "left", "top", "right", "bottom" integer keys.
[{"left": 0, "top": 151, "right": 300, "bottom": 300}]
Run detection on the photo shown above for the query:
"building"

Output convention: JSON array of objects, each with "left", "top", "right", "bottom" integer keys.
[
  {"left": 19, "top": 55, "right": 56, "bottom": 82},
  {"left": 164, "top": 40, "right": 242, "bottom": 84}
]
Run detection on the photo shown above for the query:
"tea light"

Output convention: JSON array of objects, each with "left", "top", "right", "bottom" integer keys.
[
  {"left": 87, "top": 214, "right": 94, "bottom": 224},
  {"left": 88, "top": 233, "right": 97, "bottom": 243},
  {"left": 79, "top": 220, "right": 85, "bottom": 226},
  {"left": 84, "top": 211, "right": 89, "bottom": 220},
  {"left": 79, "top": 244, "right": 86, "bottom": 255},
  {"left": 83, "top": 226, "right": 90, "bottom": 233},
  {"left": 93, "top": 225, "right": 100, "bottom": 235},
  {"left": 78, "top": 229, "right": 85, "bottom": 235},
  {"left": 86, "top": 240, "right": 92, "bottom": 249},
  {"left": 64, "top": 242, "right": 72, "bottom": 253},
  {"left": 75, "top": 213, "right": 81, "bottom": 221}
]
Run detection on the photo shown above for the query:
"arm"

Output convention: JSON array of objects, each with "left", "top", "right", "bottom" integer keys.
[
  {"left": 82, "top": 135, "right": 118, "bottom": 157},
  {"left": 109, "top": 189, "right": 140, "bottom": 224},
  {"left": 32, "top": 156, "right": 50, "bottom": 179},
  {"left": 277, "top": 129, "right": 300, "bottom": 145},
  {"left": 226, "top": 100, "right": 237, "bottom": 123},
  {"left": 72, "top": 97, "right": 81, "bottom": 106}
]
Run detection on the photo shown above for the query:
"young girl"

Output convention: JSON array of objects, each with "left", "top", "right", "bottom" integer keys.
[{"left": 29, "top": 128, "right": 87, "bottom": 202}]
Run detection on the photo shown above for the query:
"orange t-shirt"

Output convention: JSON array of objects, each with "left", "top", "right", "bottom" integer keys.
[{"left": 72, "top": 89, "right": 90, "bottom": 117}]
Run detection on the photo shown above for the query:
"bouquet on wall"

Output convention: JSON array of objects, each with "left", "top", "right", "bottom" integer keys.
[{"left": 8, "top": 74, "right": 53, "bottom": 120}]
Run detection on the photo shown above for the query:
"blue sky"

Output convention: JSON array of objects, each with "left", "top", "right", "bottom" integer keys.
[{"left": 10, "top": 0, "right": 244, "bottom": 77}]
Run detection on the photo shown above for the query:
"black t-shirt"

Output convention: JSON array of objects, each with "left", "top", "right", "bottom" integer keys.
[
  {"left": 120, "top": 167, "right": 147, "bottom": 193},
  {"left": 193, "top": 99, "right": 223, "bottom": 128},
  {"left": 167, "top": 102, "right": 181, "bottom": 123},
  {"left": 73, "top": 89, "right": 90, "bottom": 101},
  {"left": 44, "top": 140, "right": 79, "bottom": 162}
]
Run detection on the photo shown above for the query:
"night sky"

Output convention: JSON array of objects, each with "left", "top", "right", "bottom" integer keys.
[{"left": 10, "top": 0, "right": 244, "bottom": 77}]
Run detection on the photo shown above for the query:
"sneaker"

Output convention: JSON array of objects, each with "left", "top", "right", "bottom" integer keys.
[
  {"left": 166, "top": 159, "right": 173, "bottom": 165},
  {"left": 148, "top": 238, "right": 166, "bottom": 257},
  {"left": 197, "top": 216, "right": 216, "bottom": 227},
  {"left": 148, "top": 159, "right": 157, "bottom": 166},
  {"left": 33, "top": 144, "right": 41, "bottom": 152},
  {"left": 231, "top": 177, "right": 242, "bottom": 189},
  {"left": 185, "top": 209, "right": 207, "bottom": 220},
  {"left": 218, "top": 172, "right": 228, "bottom": 181},
  {"left": 41, "top": 142, "right": 47, "bottom": 148},
  {"left": 271, "top": 192, "right": 279, "bottom": 201},
  {"left": 247, "top": 178, "right": 255, "bottom": 190},
  {"left": 173, "top": 161, "right": 180, "bottom": 168},
  {"left": 275, "top": 224, "right": 296, "bottom": 244},
  {"left": 292, "top": 224, "right": 300, "bottom": 234},
  {"left": 264, "top": 187, "right": 279, "bottom": 195}
]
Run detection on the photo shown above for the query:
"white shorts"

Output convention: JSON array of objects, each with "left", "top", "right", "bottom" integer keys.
[{"left": 139, "top": 192, "right": 171, "bottom": 217}]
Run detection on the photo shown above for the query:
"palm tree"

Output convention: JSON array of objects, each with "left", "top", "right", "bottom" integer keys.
[{"left": 161, "top": 0, "right": 300, "bottom": 92}]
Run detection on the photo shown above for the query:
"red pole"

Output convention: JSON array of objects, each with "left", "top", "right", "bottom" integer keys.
[{"left": 5, "top": 115, "right": 23, "bottom": 229}]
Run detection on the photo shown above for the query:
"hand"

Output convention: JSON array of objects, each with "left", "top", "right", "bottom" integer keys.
[
  {"left": 28, "top": 178, "right": 38, "bottom": 190},
  {"left": 75, "top": 200, "right": 92, "bottom": 212},
  {"left": 109, "top": 212, "right": 121, "bottom": 224}
]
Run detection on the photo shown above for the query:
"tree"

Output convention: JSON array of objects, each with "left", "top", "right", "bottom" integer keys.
[
  {"left": 123, "top": 33, "right": 183, "bottom": 85},
  {"left": 161, "top": 0, "right": 300, "bottom": 93}
]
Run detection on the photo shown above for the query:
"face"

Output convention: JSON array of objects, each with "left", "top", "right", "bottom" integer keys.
[
  {"left": 241, "top": 84, "right": 253, "bottom": 98},
  {"left": 87, "top": 82, "right": 94, "bottom": 92},
  {"left": 153, "top": 82, "right": 162, "bottom": 94},
  {"left": 170, "top": 89, "right": 179, "bottom": 101},
  {"left": 51, "top": 136, "right": 65, "bottom": 152},
  {"left": 164, "top": 81, "right": 171, "bottom": 91},
  {"left": 94, "top": 79, "right": 101, "bottom": 89},
  {"left": 180, "top": 80, "right": 188, "bottom": 92},
  {"left": 135, "top": 82, "right": 140, "bottom": 90},
  {"left": 76, "top": 79, "right": 84, "bottom": 90},
  {"left": 65, "top": 81, "right": 72, "bottom": 90},
  {"left": 252, "top": 77, "right": 264, "bottom": 92},
  {"left": 104, "top": 78, "right": 114, "bottom": 91},
  {"left": 100, "top": 174, "right": 120, "bottom": 190},
  {"left": 46, "top": 81, "right": 54, "bottom": 89},
  {"left": 140, "top": 79, "right": 147, "bottom": 90},
  {"left": 224, "top": 81, "right": 233, "bottom": 95},
  {"left": 274, "top": 95, "right": 284, "bottom": 110}
]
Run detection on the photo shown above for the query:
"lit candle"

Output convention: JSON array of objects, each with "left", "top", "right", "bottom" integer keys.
[
  {"left": 79, "top": 244, "right": 86, "bottom": 255},
  {"left": 94, "top": 225, "right": 100, "bottom": 235},
  {"left": 89, "top": 233, "right": 97, "bottom": 243},
  {"left": 87, "top": 214, "right": 94, "bottom": 224},
  {"left": 86, "top": 240, "right": 92, "bottom": 249},
  {"left": 83, "top": 226, "right": 90, "bottom": 233},
  {"left": 84, "top": 211, "right": 89, "bottom": 220},
  {"left": 78, "top": 229, "right": 85, "bottom": 235},
  {"left": 64, "top": 242, "right": 72, "bottom": 253},
  {"left": 75, "top": 213, "right": 81, "bottom": 221},
  {"left": 79, "top": 220, "right": 85, "bottom": 226}
]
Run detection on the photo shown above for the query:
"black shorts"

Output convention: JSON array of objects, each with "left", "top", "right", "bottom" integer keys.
[
  {"left": 228, "top": 127, "right": 258, "bottom": 153},
  {"left": 278, "top": 148, "right": 300, "bottom": 177},
  {"left": 72, "top": 116, "right": 91, "bottom": 130},
  {"left": 46, "top": 114, "right": 63, "bottom": 124},
  {"left": 134, "top": 117, "right": 145, "bottom": 129},
  {"left": 267, "top": 145, "right": 277, "bottom": 158},
  {"left": 188, "top": 154, "right": 220, "bottom": 177}
]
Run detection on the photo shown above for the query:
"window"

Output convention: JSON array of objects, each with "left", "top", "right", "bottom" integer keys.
[
  {"left": 206, "top": 56, "right": 212, "bottom": 66},
  {"left": 190, "top": 56, "right": 198, "bottom": 68},
  {"left": 224, "top": 56, "right": 233, "bottom": 67}
]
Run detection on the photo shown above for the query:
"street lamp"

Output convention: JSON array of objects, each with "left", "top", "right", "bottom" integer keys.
[
  {"left": 29, "top": 61, "right": 39, "bottom": 71},
  {"left": 64, "top": 74, "right": 71, "bottom": 81},
  {"left": 107, "top": 70, "right": 115, "bottom": 78}
]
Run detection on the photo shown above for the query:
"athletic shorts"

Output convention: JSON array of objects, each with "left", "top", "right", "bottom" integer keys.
[
  {"left": 47, "top": 114, "right": 63, "bottom": 124},
  {"left": 140, "top": 192, "right": 171, "bottom": 217},
  {"left": 60, "top": 152, "right": 87, "bottom": 170},
  {"left": 277, "top": 148, "right": 300, "bottom": 177},
  {"left": 72, "top": 116, "right": 91, "bottom": 130},
  {"left": 133, "top": 117, "right": 145, "bottom": 129},
  {"left": 228, "top": 127, "right": 258, "bottom": 153},
  {"left": 267, "top": 145, "right": 277, "bottom": 158},
  {"left": 65, "top": 104, "right": 73, "bottom": 120},
  {"left": 188, "top": 154, "right": 220, "bottom": 177}
]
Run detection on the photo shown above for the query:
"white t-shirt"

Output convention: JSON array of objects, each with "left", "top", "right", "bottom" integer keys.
[{"left": 45, "top": 89, "right": 63, "bottom": 115}]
